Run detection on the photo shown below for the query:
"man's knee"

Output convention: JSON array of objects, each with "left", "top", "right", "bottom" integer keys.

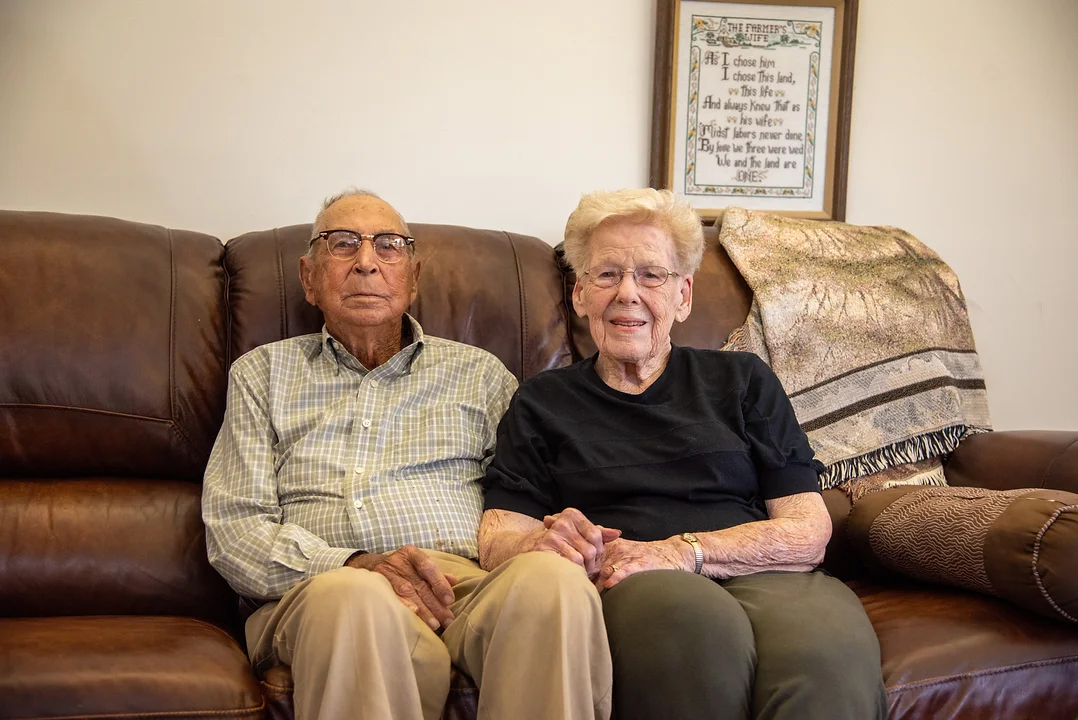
[
  {"left": 495, "top": 551, "right": 600, "bottom": 616},
  {"left": 300, "top": 567, "right": 400, "bottom": 621}
]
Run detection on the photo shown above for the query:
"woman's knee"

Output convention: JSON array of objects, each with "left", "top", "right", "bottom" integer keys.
[
  {"left": 602, "top": 570, "right": 755, "bottom": 661},
  {"left": 601, "top": 571, "right": 756, "bottom": 720}
]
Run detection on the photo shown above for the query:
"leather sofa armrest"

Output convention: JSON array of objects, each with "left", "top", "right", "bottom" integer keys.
[{"left": 945, "top": 431, "right": 1078, "bottom": 494}]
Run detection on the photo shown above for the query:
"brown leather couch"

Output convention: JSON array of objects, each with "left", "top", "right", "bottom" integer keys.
[{"left": 1, "top": 210, "right": 1076, "bottom": 720}]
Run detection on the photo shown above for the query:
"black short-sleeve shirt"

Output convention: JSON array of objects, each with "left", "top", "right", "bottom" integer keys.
[{"left": 481, "top": 346, "right": 824, "bottom": 542}]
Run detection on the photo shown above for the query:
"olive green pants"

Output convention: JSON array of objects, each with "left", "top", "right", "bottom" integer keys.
[{"left": 601, "top": 569, "right": 888, "bottom": 720}]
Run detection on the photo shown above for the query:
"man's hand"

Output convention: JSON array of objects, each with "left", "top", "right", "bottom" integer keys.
[
  {"left": 536, "top": 508, "right": 621, "bottom": 578},
  {"left": 593, "top": 537, "right": 692, "bottom": 590},
  {"left": 346, "top": 546, "right": 457, "bottom": 631}
]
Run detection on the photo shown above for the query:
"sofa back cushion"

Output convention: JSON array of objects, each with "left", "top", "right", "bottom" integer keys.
[
  {"left": 0, "top": 211, "right": 235, "bottom": 623},
  {"left": 0, "top": 211, "right": 228, "bottom": 478},
  {"left": 0, "top": 479, "right": 236, "bottom": 626},
  {"left": 225, "top": 223, "right": 571, "bottom": 380}
]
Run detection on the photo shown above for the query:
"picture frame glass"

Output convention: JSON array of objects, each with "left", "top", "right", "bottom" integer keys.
[{"left": 665, "top": 1, "right": 844, "bottom": 218}]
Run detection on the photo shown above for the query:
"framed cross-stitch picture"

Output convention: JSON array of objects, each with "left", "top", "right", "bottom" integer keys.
[{"left": 650, "top": 0, "right": 859, "bottom": 220}]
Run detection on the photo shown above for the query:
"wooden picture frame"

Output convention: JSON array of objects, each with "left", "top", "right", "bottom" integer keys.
[{"left": 650, "top": 0, "right": 858, "bottom": 220}]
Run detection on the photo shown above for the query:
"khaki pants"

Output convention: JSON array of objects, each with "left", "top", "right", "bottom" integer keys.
[{"left": 246, "top": 551, "right": 612, "bottom": 720}]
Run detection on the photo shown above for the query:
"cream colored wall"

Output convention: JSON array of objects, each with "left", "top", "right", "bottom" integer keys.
[{"left": 1, "top": 0, "right": 1075, "bottom": 430}]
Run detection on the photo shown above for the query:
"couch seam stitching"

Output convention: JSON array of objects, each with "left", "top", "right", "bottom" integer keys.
[
  {"left": 504, "top": 231, "right": 527, "bottom": 378},
  {"left": 0, "top": 404, "right": 171, "bottom": 422},
  {"left": 886, "top": 654, "right": 1078, "bottom": 695},
  {"left": 223, "top": 238, "right": 234, "bottom": 367},
  {"left": 168, "top": 227, "right": 177, "bottom": 429},
  {"left": 14, "top": 698, "right": 265, "bottom": 720},
  {"left": 274, "top": 227, "right": 287, "bottom": 340},
  {"left": 1039, "top": 436, "right": 1078, "bottom": 488}
]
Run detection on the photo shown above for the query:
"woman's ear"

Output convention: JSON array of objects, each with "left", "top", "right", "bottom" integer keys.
[
  {"left": 675, "top": 274, "right": 693, "bottom": 322},
  {"left": 571, "top": 278, "right": 588, "bottom": 318}
]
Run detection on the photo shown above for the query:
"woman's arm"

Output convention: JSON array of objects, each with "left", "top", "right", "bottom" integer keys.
[
  {"left": 695, "top": 491, "right": 831, "bottom": 578},
  {"left": 477, "top": 507, "right": 620, "bottom": 574},
  {"left": 595, "top": 491, "right": 831, "bottom": 588}
]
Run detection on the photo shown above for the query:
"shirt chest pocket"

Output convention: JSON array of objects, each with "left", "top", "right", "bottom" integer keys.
[{"left": 381, "top": 403, "right": 489, "bottom": 479}]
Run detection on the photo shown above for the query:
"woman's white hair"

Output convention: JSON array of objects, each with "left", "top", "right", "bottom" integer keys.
[{"left": 562, "top": 188, "right": 705, "bottom": 275}]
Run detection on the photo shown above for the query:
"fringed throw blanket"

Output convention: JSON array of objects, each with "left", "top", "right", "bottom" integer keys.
[{"left": 718, "top": 207, "right": 992, "bottom": 498}]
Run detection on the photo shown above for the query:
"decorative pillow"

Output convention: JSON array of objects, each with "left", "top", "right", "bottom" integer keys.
[{"left": 848, "top": 485, "right": 1078, "bottom": 623}]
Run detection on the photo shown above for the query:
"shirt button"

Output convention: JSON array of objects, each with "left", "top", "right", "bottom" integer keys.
[
  {"left": 370, "top": 379, "right": 379, "bottom": 388},
  {"left": 353, "top": 499, "right": 364, "bottom": 509},
  {"left": 361, "top": 418, "right": 372, "bottom": 429},
  {"left": 353, "top": 467, "right": 363, "bottom": 475}
]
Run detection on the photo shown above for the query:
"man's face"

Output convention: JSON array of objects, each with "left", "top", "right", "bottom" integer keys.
[{"left": 299, "top": 195, "right": 420, "bottom": 336}]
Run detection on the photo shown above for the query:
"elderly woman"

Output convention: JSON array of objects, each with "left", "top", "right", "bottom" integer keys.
[{"left": 478, "top": 189, "right": 887, "bottom": 720}]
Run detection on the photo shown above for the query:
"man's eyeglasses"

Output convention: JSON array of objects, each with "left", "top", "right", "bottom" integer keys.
[
  {"left": 583, "top": 265, "right": 679, "bottom": 289},
  {"left": 309, "top": 230, "right": 416, "bottom": 264}
]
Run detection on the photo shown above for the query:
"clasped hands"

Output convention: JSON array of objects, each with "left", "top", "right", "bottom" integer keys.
[{"left": 534, "top": 508, "right": 693, "bottom": 590}]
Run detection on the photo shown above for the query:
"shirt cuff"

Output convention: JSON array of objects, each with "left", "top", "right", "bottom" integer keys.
[
  {"left": 307, "top": 546, "right": 360, "bottom": 576},
  {"left": 758, "top": 462, "right": 823, "bottom": 499}
]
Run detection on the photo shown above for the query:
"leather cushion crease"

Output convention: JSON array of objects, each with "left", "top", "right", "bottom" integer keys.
[{"left": 2, "top": 210, "right": 1077, "bottom": 719}]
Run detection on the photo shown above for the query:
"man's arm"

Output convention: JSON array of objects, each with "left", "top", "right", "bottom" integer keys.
[{"left": 202, "top": 355, "right": 357, "bottom": 600}]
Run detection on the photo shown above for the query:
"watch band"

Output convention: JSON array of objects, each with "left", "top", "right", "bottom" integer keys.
[{"left": 680, "top": 532, "right": 704, "bottom": 574}]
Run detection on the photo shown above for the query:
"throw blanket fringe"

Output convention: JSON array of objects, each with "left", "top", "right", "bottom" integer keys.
[{"left": 821, "top": 425, "right": 981, "bottom": 489}]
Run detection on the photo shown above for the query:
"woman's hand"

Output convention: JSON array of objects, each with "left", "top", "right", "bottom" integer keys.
[
  {"left": 538, "top": 508, "right": 621, "bottom": 578},
  {"left": 594, "top": 536, "right": 693, "bottom": 590}
]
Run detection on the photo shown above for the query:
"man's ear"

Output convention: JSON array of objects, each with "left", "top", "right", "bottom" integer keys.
[
  {"left": 674, "top": 273, "right": 693, "bottom": 322},
  {"left": 299, "top": 255, "right": 319, "bottom": 306},
  {"left": 571, "top": 278, "right": 587, "bottom": 318},
  {"left": 409, "top": 259, "right": 422, "bottom": 305}
]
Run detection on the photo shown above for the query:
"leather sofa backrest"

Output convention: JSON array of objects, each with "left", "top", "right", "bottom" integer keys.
[
  {"left": 0, "top": 211, "right": 235, "bottom": 624},
  {"left": 0, "top": 211, "right": 228, "bottom": 479},
  {"left": 224, "top": 223, "right": 572, "bottom": 380}
]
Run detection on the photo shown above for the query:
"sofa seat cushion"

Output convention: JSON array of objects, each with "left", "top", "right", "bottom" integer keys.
[
  {"left": 853, "top": 578, "right": 1078, "bottom": 720},
  {"left": 0, "top": 616, "right": 263, "bottom": 720}
]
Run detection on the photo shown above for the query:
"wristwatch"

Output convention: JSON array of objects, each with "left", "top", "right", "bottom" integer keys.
[{"left": 679, "top": 532, "right": 704, "bottom": 574}]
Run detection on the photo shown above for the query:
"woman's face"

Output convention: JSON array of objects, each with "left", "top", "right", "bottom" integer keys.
[{"left": 571, "top": 219, "right": 693, "bottom": 369}]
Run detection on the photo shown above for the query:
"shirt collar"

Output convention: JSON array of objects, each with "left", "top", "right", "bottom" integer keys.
[{"left": 320, "top": 314, "right": 426, "bottom": 377}]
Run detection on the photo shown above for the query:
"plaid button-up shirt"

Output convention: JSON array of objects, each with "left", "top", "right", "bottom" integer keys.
[{"left": 202, "top": 316, "right": 518, "bottom": 600}]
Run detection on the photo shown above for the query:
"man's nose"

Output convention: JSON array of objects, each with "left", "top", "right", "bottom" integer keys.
[{"left": 351, "top": 241, "right": 380, "bottom": 274}]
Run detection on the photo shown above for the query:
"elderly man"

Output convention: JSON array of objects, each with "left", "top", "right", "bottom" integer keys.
[{"left": 202, "top": 190, "right": 612, "bottom": 720}]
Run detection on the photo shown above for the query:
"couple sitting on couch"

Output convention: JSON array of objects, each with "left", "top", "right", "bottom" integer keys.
[{"left": 201, "top": 187, "right": 887, "bottom": 720}]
